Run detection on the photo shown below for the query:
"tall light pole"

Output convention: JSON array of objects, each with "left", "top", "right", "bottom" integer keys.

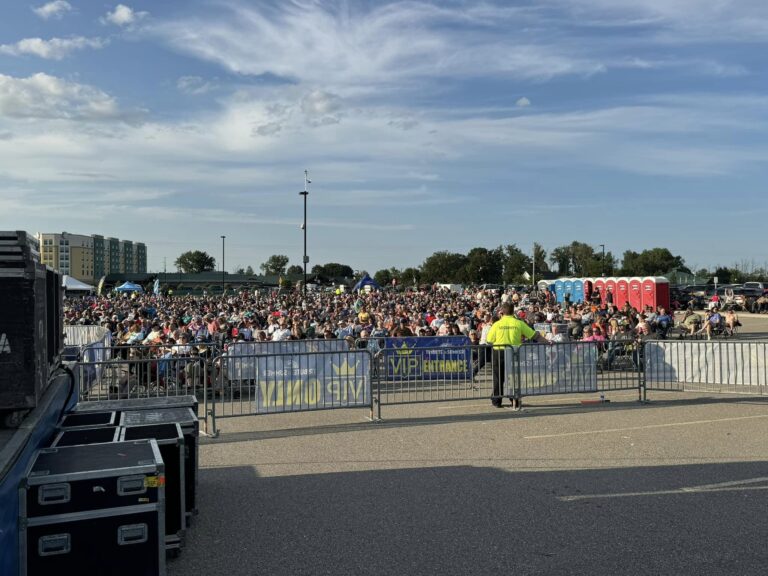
[
  {"left": 299, "top": 170, "right": 310, "bottom": 296},
  {"left": 599, "top": 244, "right": 605, "bottom": 277},
  {"left": 221, "top": 235, "right": 226, "bottom": 293}
]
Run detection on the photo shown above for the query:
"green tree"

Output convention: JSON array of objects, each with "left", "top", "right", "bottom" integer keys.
[
  {"left": 421, "top": 251, "right": 468, "bottom": 283},
  {"left": 533, "top": 243, "right": 549, "bottom": 274},
  {"left": 463, "top": 247, "right": 503, "bottom": 284},
  {"left": 620, "top": 248, "right": 686, "bottom": 276},
  {"left": 500, "top": 244, "right": 531, "bottom": 283},
  {"left": 374, "top": 267, "right": 402, "bottom": 287},
  {"left": 712, "top": 267, "right": 732, "bottom": 284},
  {"left": 286, "top": 265, "right": 303, "bottom": 275},
  {"left": 311, "top": 263, "right": 354, "bottom": 278},
  {"left": 549, "top": 246, "right": 572, "bottom": 275},
  {"left": 260, "top": 255, "right": 289, "bottom": 276},
  {"left": 245, "top": 265, "right": 254, "bottom": 275},
  {"left": 401, "top": 267, "right": 422, "bottom": 286},
  {"left": 174, "top": 250, "right": 216, "bottom": 273}
]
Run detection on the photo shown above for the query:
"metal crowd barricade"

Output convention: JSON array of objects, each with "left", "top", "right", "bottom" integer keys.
[
  {"left": 206, "top": 348, "right": 374, "bottom": 436},
  {"left": 63, "top": 325, "right": 111, "bottom": 362},
  {"left": 643, "top": 339, "right": 768, "bottom": 399},
  {"left": 373, "top": 342, "right": 500, "bottom": 417},
  {"left": 512, "top": 341, "right": 642, "bottom": 402},
  {"left": 75, "top": 355, "right": 208, "bottom": 402}
]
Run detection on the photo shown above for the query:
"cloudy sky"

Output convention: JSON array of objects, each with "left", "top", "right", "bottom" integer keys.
[{"left": 1, "top": 1, "right": 767, "bottom": 274}]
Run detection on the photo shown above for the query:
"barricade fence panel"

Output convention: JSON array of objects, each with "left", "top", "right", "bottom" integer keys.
[
  {"left": 75, "top": 356, "right": 208, "bottom": 402},
  {"left": 644, "top": 340, "right": 768, "bottom": 395},
  {"left": 64, "top": 325, "right": 110, "bottom": 347},
  {"left": 514, "top": 342, "right": 601, "bottom": 398},
  {"left": 375, "top": 342, "right": 497, "bottom": 406},
  {"left": 208, "top": 348, "right": 373, "bottom": 431}
]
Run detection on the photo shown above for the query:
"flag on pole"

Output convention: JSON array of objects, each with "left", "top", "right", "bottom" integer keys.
[{"left": 153, "top": 278, "right": 160, "bottom": 296}]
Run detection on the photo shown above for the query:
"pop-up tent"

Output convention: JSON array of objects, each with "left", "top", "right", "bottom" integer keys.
[
  {"left": 352, "top": 274, "right": 381, "bottom": 292},
  {"left": 115, "top": 281, "right": 144, "bottom": 293},
  {"left": 62, "top": 275, "right": 95, "bottom": 292}
]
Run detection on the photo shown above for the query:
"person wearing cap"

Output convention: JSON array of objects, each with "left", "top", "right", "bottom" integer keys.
[{"left": 486, "top": 302, "right": 549, "bottom": 408}]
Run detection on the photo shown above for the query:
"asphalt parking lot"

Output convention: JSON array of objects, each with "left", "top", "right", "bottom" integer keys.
[{"left": 170, "top": 316, "right": 768, "bottom": 576}]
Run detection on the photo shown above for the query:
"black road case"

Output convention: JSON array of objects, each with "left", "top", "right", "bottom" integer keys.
[
  {"left": 51, "top": 426, "right": 120, "bottom": 447},
  {"left": 72, "top": 394, "right": 199, "bottom": 417},
  {"left": 59, "top": 411, "right": 117, "bottom": 429},
  {"left": 19, "top": 440, "right": 165, "bottom": 576},
  {"left": 121, "top": 423, "right": 185, "bottom": 554},
  {"left": 120, "top": 407, "right": 199, "bottom": 522}
]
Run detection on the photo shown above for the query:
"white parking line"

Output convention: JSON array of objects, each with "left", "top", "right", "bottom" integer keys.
[
  {"left": 524, "top": 414, "right": 768, "bottom": 439},
  {"left": 559, "top": 477, "right": 768, "bottom": 502}
]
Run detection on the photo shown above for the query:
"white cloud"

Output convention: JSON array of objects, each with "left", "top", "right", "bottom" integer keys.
[
  {"left": 301, "top": 90, "right": 343, "bottom": 126},
  {"left": 0, "top": 73, "right": 126, "bottom": 120},
  {"left": 32, "top": 1, "right": 72, "bottom": 20},
  {"left": 516, "top": 97, "right": 531, "bottom": 107},
  {"left": 0, "top": 37, "right": 107, "bottom": 60},
  {"left": 154, "top": 2, "right": 605, "bottom": 90},
  {"left": 103, "top": 4, "right": 148, "bottom": 27},
  {"left": 176, "top": 76, "right": 214, "bottom": 95}
]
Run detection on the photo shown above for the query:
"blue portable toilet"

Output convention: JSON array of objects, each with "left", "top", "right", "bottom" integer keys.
[
  {"left": 564, "top": 279, "right": 574, "bottom": 303},
  {"left": 573, "top": 279, "right": 584, "bottom": 303},
  {"left": 555, "top": 280, "right": 565, "bottom": 303}
]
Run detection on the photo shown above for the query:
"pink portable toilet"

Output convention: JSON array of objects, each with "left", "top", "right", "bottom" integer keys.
[
  {"left": 594, "top": 278, "right": 606, "bottom": 303},
  {"left": 583, "top": 279, "right": 593, "bottom": 302},
  {"left": 641, "top": 277, "right": 656, "bottom": 309},
  {"left": 629, "top": 277, "right": 642, "bottom": 311},
  {"left": 642, "top": 277, "right": 670, "bottom": 310},
  {"left": 616, "top": 278, "right": 629, "bottom": 308},
  {"left": 606, "top": 279, "right": 617, "bottom": 306}
]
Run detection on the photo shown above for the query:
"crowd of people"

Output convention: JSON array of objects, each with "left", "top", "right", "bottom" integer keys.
[{"left": 63, "top": 284, "right": 741, "bottom": 356}]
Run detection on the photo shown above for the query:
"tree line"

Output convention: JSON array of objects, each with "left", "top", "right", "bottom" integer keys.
[{"left": 173, "top": 243, "right": 768, "bottom": 285}]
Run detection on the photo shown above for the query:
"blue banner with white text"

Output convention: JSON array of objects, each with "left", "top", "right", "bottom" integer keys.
[{"left": 383, "top": 336, "right": 472, "bottom": 380}]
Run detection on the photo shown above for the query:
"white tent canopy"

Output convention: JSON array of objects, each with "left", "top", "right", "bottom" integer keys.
[{"left": 62, "top": 275, "right": 95, "bottom": 292}]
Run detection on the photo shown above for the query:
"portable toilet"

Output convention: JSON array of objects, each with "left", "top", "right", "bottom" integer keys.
[
  {"left": 573, "top": 279, "right": 584, "bottom": 303},
  {"left": 583, "top": 279, "right": 594, "bottom": 302},
  {"left": 594, "top": 278, "right": 606, "bottom": 303},
  {"left": 564, "top": 279, "right": 574, "bottom": 303},
  {"left": 616, "top": 278, "right": 629, "bottom": 308},
  {"left": 629, "top": 277, "right": 643, "bottom": 311},
  {"left": 606, "top": 278, "right": 617, "bottom": 306},
  {"left": 641, "top": 277, "right": 671, "bottom": 311},
  {"left": 555, "top": 280, "right": 565, "bottom": 303}
]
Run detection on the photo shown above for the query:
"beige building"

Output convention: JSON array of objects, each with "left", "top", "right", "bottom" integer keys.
[{"left": 37, "top": 232, "right": 147, "bottom": 284}]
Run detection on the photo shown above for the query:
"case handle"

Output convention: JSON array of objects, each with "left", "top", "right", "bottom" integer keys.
[
  {"left": 38, "top": 534, "right": 71, "bottom": 556},
  {"left": 117, "top": 524, "right": 148, "bottom": 545},
  {"left": 117, "top": 475, "right": 146, "bottom": 496},
  {"left": 38, "top": 483, "right": 70, "bottom": 505}
]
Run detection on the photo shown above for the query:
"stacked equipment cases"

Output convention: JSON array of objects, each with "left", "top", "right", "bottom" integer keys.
[
  {"left": 0, "top": 231, "right": 63, "bottom": 427},
  {"left": 121, "top": 423, "right": 186, "bottom": 555},
  {"left": 19, "top": 440, "right": 166, "bottom": 576},
  {"left": 120, "top": 407, "right": 199, "bottom": 524}
]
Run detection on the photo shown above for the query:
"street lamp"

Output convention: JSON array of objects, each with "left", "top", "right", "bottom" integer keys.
[
  {"left": 299, "top": 170, "right": 310, "bottom": 296},
  {"left": 221, "top": 235, "right": 226, "bottom": 293},
  {"left": 599, "top": 244, "right": 605, "bottom": 277}
]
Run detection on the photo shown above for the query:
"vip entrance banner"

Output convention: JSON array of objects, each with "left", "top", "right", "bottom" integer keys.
[{"left": 382, "top": 336, "right": 472, "bottom": 380}]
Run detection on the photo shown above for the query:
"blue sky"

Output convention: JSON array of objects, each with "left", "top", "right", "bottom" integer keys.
[{"left": 1, "top": 0, "right": 767, "bottom": 275}]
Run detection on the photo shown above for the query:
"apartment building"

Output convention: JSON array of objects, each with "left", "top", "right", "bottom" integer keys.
[{"left": 37, "top": 232, "right": 147, "bottom": 284}]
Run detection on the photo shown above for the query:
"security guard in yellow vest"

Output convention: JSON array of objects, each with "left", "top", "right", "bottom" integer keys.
[{"left": 486, "top": 302, "right": 549, "bottom": 407}]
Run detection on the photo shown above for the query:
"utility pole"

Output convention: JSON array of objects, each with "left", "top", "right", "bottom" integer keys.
[
  {"left": 221, "top": 235, "right": 226, "bottom": 294},
  {"left": 299, "top": 170, "right": 310, "bottom": 296},
  {"left": 599, "top": 244, "right": 606, "bottom": 277}
]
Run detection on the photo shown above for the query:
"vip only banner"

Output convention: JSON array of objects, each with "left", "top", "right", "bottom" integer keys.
[
  {"left": 224, "top": 347, "right": 371, "bottom": 413},
  {"left": 382, "top": 336, "right": 472, "bottom": 380}
]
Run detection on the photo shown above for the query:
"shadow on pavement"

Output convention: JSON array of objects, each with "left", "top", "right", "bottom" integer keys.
[{"left": 170, "top": 461, "right": 768, "bottom": 576}]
